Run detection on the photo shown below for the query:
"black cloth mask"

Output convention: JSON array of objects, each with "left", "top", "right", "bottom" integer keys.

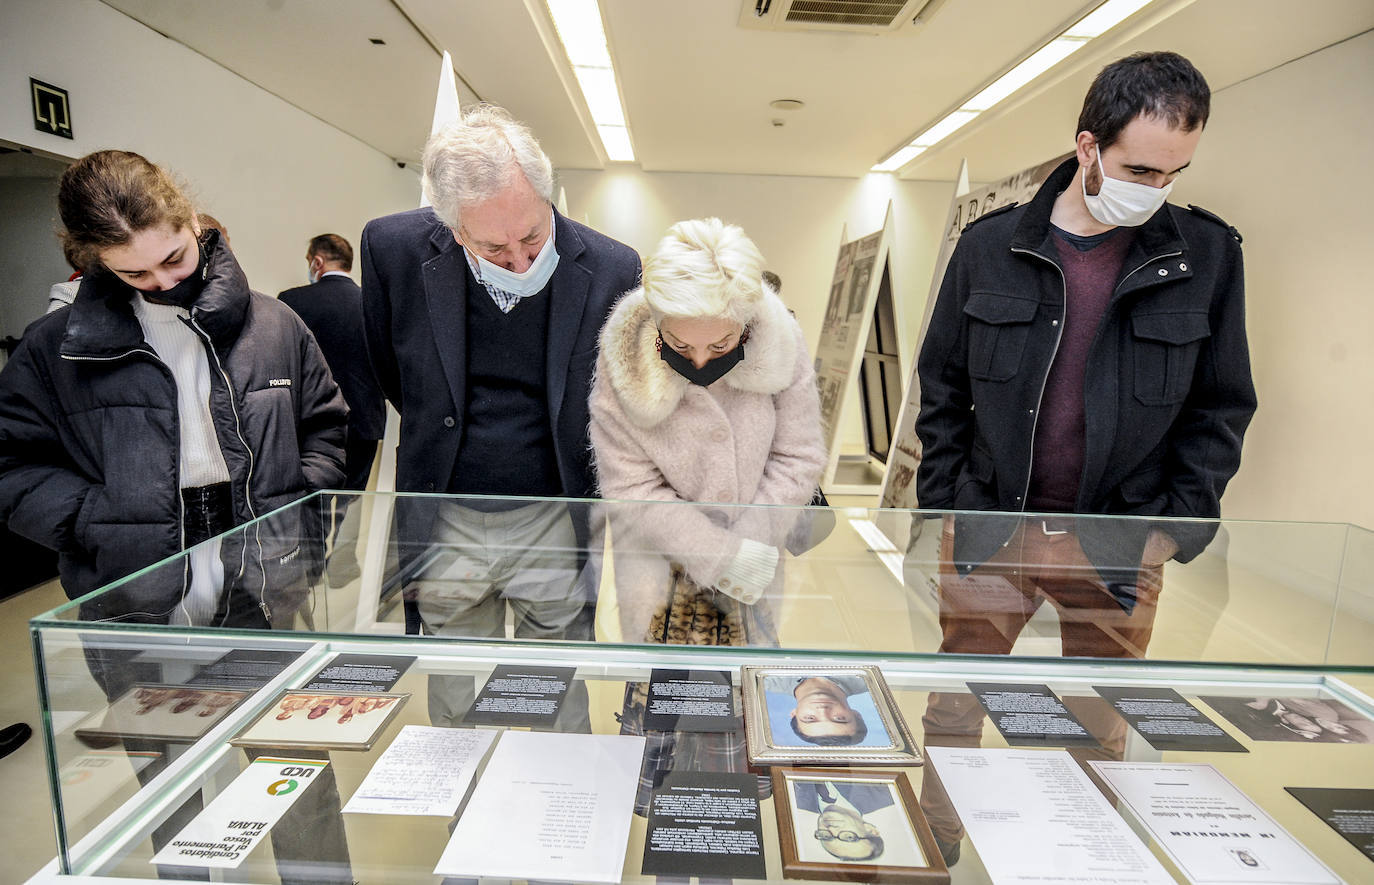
[
  {"left": 659, "top": 336, "right": 746, "bottom": 387},
  {"left": 137, "top": 238, "right": 209, "bottom": 309}
]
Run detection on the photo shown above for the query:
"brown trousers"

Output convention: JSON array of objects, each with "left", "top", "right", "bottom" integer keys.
[{"left": 920, "top": 517, "right": 1164, "bottom": 844}]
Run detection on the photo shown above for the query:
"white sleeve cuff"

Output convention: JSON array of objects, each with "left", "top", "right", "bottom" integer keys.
[{"left": 716, "top": 539, "right": 779, "bottom": 604}]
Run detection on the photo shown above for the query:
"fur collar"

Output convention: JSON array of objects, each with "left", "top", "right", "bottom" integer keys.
[{"left": 599, "top": 286, "right": 799, "bottom": 429}]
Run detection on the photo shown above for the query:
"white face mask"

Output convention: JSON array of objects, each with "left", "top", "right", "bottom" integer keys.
[
  {"left": 467, "top": 214, "right": 559, "bottom": 297},
  {"left": 1081, "top": 145, "right": 1172, "bottom": 227}
]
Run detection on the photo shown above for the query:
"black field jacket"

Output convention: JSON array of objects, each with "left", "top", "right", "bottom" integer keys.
[
  {"left": 0, "top": 231, "right": 347, "bottom": 620},
  {"left": 916, "top": 158, "right": 1256, "bottom": 605}
]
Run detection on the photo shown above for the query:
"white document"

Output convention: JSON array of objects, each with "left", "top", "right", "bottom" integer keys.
[
  {"left": 150, "top": 756, "right": 327, "bottom": 869},
  {"left": 343, "top": 725, "right": 497, "bottom": 816},
  {"left": 434, "top": 730, "right": 646, "bottom": 883},
  {"left": 926, "top": 747, "right": 1174, "bottom": 885},
  {"left": 1090, "top": 762, "right": 1344, "bottom": 884}
]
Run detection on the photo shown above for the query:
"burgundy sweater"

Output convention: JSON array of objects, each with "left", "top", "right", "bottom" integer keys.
[{"left": 1025, "top": 226, "right": 1136, "bottom": 512}]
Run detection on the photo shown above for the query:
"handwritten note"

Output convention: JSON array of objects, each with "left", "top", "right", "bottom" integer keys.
[{"left": 343, "top": 725, "right": 496, "bottom": 816}]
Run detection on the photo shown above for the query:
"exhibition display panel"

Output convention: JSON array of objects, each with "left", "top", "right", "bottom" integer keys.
[{"left": 28, "top": 493, "right": 1374, "bottom": 883}]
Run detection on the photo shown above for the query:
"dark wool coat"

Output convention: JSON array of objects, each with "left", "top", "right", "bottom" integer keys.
[
  {"left": 359, "top": 206, "right": 640, "bottom": 547},
  {"left": 278, "top": 273, "right": 386, "bottom": 442}
]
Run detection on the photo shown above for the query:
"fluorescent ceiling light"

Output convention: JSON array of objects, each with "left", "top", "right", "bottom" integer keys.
[
  {"left": 961, "top": 38, "right": 1084, "bottom": 111},
  {"left": 598, "top": 126, "right": 635, "bottom": 162},
  {"left": 872, "top": 0, "right": 1153, "bottom": 172},
  {"left": 913, "top": 109, "right": 978, "bottom": 146},
  {"left": 545, "top": 0, "right": 612, "bottom": 65},
  {"left": 1064, "top": 0, "right": 1153, "bottom": 38},
  {"left": 873, "top": 144, "right": 927, "bottom": 172},
  {"left": 573, "top": 66, "right": 625, "bottom": 126},
  {"left": 547, "top": 0, "right": 635, "bottom": 162}
]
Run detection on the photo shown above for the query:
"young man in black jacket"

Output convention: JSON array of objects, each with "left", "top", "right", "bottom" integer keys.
[
  {"left": 913, "top": 51, "right": 1256, "bottom": 862},
  {"left": 916, "top": 50, "right": 1254, "bottom": 661}
]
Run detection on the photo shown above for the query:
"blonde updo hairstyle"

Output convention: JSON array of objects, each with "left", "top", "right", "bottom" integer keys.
[{"left": 642, "top": 218, "right": 766, "bottom": 328}]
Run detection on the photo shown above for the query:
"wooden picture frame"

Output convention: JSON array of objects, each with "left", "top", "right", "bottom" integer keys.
[
  {"left": 229, "top": 689, "right": 409, "bottom": 751},
  {"left": 742, "top": 665, "right": 920, "bottom": 766},
  {"left": 772, "top": 767, "right": 948, "bottom": 883}
]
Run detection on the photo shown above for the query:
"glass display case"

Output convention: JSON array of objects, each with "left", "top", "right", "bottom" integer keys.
[{"left": 28, "top": 493, "right": 1374, "bottom": 883}]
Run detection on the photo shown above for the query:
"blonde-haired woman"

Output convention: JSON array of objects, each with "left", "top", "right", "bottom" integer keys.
[{"left": 590, "top": 217, "right": 826, "bottom": 647}]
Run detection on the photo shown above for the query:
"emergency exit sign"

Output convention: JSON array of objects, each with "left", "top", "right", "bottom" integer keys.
[{"left": 31, "top": 78, "right": 73, "bottom": 139}]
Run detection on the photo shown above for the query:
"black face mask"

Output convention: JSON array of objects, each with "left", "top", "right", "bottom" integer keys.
[
  {"left": 137, "top": 237, "right": 209, "bottom": 308},
  {"left": 659, "top": 336, "right": 746, "bottom": 387}
]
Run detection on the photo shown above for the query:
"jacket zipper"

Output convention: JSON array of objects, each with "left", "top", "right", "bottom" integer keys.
[
  {"left": 1007, "top": 245, "right": 1184, "bottom": 512},
  {"left": 1009, "top": 246, "right": 1065, "bottom": 512},
  {"left": 188, "top": 317, "right": 270, "bottom": 622}
]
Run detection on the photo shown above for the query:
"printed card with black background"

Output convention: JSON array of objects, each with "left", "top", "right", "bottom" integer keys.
[
  {"left": 1094, "top": 686, "right": 1246, "bottom": 752},
  {"left": 304, "top": 653, "right": 415, "bottom": 693},
  {"left": 642, "top": 772, "right": 766, "bottom": 879},
  {"left": 1286, "top": 787, "right": 1374, "bottom": 862},
  {"left": 641, "top": 669, "right": 737, "bottom": 732},
  {"left": 464, "top": 664, "right": 574, "bottom": 727},
  {"left": 187, "top": 648, "right": 303, "bottom": 690},
  {"left": 969, "top": 682, "right": 1100, "bottom": 747}
]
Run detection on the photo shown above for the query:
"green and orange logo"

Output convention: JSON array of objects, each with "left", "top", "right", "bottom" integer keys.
[{"left": 266, "top": 778, "right": 299, "bottom": 796}]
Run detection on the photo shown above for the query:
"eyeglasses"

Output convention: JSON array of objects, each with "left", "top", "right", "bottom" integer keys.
[{"left": 813, "top": 829, "right": 862, "bottom": 842}]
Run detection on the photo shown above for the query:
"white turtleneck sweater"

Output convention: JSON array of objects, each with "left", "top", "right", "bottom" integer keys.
[
  {"left": 130, "top": 296, "right": 231, "bottom": 489},
  {"left": 131, "top": 296, "right": 231, "bottom": 626}
]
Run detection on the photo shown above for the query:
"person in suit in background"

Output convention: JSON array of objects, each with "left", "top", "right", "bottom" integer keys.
[
  {"left": 360, "top": 104, "right": 640, "bottom": 726},
  {"left": 279, "top": 234, "right": 385, "bottom": 583}
]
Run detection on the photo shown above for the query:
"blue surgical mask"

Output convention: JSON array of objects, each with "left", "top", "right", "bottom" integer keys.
[{"left": 468, "top": 214, "right": 559, "bottom": 298}]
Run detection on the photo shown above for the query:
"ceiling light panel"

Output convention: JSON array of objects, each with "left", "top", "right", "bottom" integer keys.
[
  {"left": 961, "top": 38, "right": 1084, "bottom": 111},
  {"left": 547, "top": 0, "right": 635, "bottom": 162},
  {"left": 872, "top": 144, "right": 927, "bottom": 172},
  {"left": 913, "top": 109, "right": 979, "bottom": 146},
  {"left": 872, "top": 0, "right": 1158, "bottom": 171},
  {"left": 1064, "top": 0, "right": 1153, "bottom": 38}
]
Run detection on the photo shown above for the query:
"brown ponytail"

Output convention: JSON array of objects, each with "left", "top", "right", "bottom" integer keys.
[{"left": 58, "top": 150, "right": 196, "bottom": 273}]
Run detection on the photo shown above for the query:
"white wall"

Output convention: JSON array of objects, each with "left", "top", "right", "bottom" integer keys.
[
  {"left": 1169, "top": 31, "right": 1374, "bottom": 528},
  {"left": 0, "top": 175, "right": 66, "bottom": 336},
  {"left": 0, "top": 0, "right": 418, "bottom": 322},
  {"left": 558, "top": 167, "right": 952, "bottom": 452}
]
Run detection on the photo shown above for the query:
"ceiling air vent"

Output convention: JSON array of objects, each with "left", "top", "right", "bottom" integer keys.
[{"left": 740, "top": 0, "right": 948, "bottom": 34}]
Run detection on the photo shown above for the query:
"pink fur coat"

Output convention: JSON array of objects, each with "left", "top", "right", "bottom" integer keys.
[{"left": 589, "top": 285, "right": 826, "bottom": 642}]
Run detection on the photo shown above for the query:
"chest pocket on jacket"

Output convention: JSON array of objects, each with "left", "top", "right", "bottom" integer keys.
[
  {"left": 964, "top": 292, "right": 1039, "bottom": 382},
  {"left": 1131, "top": 311, "right": 1211, "bottom": 406}
]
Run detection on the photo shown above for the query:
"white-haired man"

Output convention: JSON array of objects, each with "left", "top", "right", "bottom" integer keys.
[{"left": 361, "top": 106, "right": 640, "bottom": 710}]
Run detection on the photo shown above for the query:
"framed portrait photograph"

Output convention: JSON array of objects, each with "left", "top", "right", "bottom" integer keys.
[
  {"left": 741, "top": 665, "right": 920, "bottom": 766},
  {"left": 772, "top": 768, "right": 948, "bottom": 884},
  {"left": 229, "top": 689, "right": 409, "bottom": 751},
  {"left": 74, "top": 684, "right": 250, "bottom": 745}
]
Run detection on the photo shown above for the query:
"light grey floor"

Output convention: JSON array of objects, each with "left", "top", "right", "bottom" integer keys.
[{"left": 2, "top": 577, "right": 67, "bottom": 881}]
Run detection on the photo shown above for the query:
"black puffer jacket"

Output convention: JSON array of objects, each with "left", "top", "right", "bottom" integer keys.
[
  {"left": 0, "top": 231, "right": 347, "bottom": 618},
  {"left": 916, "top": 158, "right": 1256, "bottom": 601}
]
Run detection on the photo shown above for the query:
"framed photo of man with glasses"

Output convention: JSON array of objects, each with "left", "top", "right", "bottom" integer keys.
[{"left": 772, "top": 768, "right": 948, "bottom": 883}]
